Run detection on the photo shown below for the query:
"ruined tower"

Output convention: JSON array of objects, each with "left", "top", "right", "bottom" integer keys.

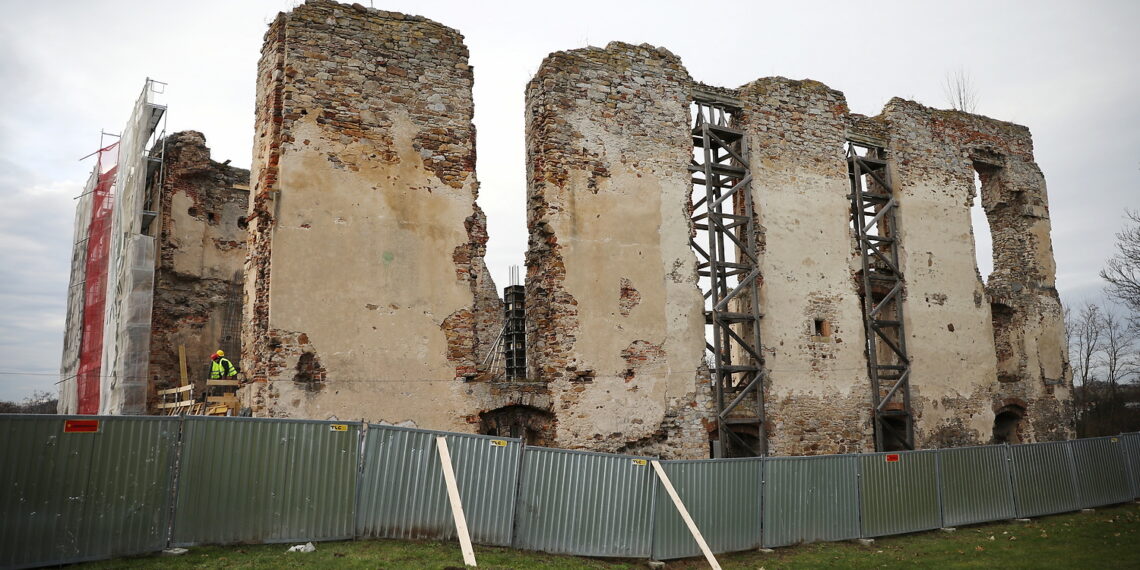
[
  {"left": 524, "top": 43, "right": 713, "bottom": 457},
  {"left": 241, "top": 0, "right": 500, "bottom": 426}
]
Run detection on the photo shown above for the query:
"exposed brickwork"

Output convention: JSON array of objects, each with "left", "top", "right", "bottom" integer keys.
[
  {"left": 243, "top": 10, "right": 286, "bottom": 385},
  {"left": 737, "top": 77, "right": 875, "bottom": 456},
  {"left": 618, "top": 277, "right": 641, "bottom": 317},
  {"left": 147, "top": 131, "right": 249, "bottom": 410},
  {"left": 460, "top": 203, "right": 505, "bottom": 372},
  {"left": 222, "top": 2, "right": 1071, "bottom": 454},
  {"left": 524, "top": 41, "right": 711, "bottom": 458},
  {"left": 240, "top": 0, "right": 498, "bottom": 422},
  {"left": 879, "top": 98, "right": 1073, "bottom": 445}
]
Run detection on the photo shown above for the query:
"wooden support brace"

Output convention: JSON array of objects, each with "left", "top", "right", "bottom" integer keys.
[
  {"left": 156, "top": 384, "right": 194, "bottom": 396},
  {"left": 178, "top": 345, "right": 189, "bottom": 387},
  {"left": 155, "top": 400, "right": 194, "bottom": 409},
  {"left": 651, "top": 460, "right": 721, "bottom": 570},
  {"left": 436, "top": 436, "right": 477, "bottom": 567}
]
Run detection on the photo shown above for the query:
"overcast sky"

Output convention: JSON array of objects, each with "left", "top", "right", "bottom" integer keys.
[{"left": 1, "top": 0, "right": 1137, "bottom": 402}]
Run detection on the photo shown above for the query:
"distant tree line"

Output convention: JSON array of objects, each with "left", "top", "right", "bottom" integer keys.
[
  {"left": 0, "top": 390, "right": 58, "bottom": 414},
  {"left": 1066, "top": 210, "right": 1140, "bottom": 436}
]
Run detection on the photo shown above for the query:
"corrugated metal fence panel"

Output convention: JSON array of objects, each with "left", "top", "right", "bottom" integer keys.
[
  {"left": 859, "top": 450, "right": 942, "bottom": 537},
  {"left": 355, "top": 425, "right": 521, "bottom": 546},
  {"left": 1008, "top": 441, "right": 1079, "bottom": 518},
  {"left": 513, "top": 447, "right": 656, "bottom": 557},
  {"left": 762, "top": 455, "right": 860, "bottom": 548},
  {"left": 1122, "top": 432, "right": 1140, "bottom": 499},
  {"left": 650, "top": 457, "right": 762, "bottom": 560},
  {"left": 0, "top": 415, "right": 179, "bottom": 569},
  {"left": 937, "top": 445, "right": 1016, "bottom": 527},
  {"left": 171, "top": 417, "right": 359, "bottom": 546},
  {"left": 442, "top": 430, "right": 522, "bottom": 546},
  {"left": 1070, "top": 436, "right": 1132, "bottom": 508}
]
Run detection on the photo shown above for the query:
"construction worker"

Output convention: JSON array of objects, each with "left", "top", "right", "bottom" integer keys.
[{"left": 210, "top": 350, "right": 239, "bottom": 380}]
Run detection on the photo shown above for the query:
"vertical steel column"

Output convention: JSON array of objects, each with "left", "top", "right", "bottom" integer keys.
[
  {"left": 690, "top": 97, "right": 765, "bottom": 457},
  {"left": 504, "top": 285, "right": 526, "bottom": 380},
  {"left": 847, "top": 142, "right": 914, "bottom": 451}
]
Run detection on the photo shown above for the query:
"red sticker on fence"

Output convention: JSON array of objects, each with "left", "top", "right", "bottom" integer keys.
[
  {"left": 885, "top": 454, "right": 900, "bottom": 463},
  {"left": 64, "top": 419, "right": 100, "bottom": 433}
]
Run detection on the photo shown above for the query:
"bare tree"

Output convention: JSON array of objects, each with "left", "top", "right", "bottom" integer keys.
[
  {"left": 1067, "top": 303, "right": 1104, "bottom": 389},
  {"left": 1100, "top": 210, "right": 1140, "bottom": 318},
  {"left": 943, "top": 67, "right": 979, "bottom": 113},
  {"left": 1101, "top": 309, "right": 1139, "bottom": 402}
]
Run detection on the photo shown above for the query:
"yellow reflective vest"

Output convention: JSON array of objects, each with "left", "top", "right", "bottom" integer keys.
[{"left": 210, "top": 357, "right": 238, "bottom": 379}]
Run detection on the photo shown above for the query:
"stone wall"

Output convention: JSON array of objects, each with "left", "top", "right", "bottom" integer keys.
[
  {"left": 877, "top": 99, "right": 1073, "bottom": 445},
  {"left": 147, "top": 131, "right": 249, "bottom": 409},
  {"left": 524, "top": 42, "right": 711, "bottom": 458},
  {"left": 737, "top": 78, "right": 874, "bottom": 455},
  {"left": 240, "top": 0, "right": 500, "bottom": 427},
  {"left": 224, "top": 0, "right": 1071, "bottom": 454}
]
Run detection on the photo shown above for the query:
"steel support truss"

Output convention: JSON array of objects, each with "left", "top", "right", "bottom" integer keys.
[
  {"left": 847, "top": 142, "right": 914, "bottom": 451},
  {"left": 690, "top": 98, "right": 766, "bottom": 457}
]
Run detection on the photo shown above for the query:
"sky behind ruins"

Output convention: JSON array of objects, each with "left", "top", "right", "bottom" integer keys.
[{"left": 1, "top": 0, "right": 1137, "bottom": 401}]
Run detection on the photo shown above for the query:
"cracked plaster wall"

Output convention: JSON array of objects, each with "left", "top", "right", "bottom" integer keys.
[
  {"left": 878, "top": 99, "right": 1073, "bottom": 445},
  {"left": 229, "top": 0, "right": 1070, "bottom": 454},
  {"left": 738, "top": 78, "right": 875, "bottom": 455},
  {"left": 240, "top": 0, "right": 499, "bottom": 428},
  {"left": 524, "top": 42, "right": 712, "bottom": 458}
]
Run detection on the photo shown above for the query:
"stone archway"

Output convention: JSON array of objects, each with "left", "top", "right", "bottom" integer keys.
[
  {"left": 993, "top": 404, "right": 1026, "bottom": 444},
  {"left": 479, "top": 405, "right": 554, "bottom": 447}
]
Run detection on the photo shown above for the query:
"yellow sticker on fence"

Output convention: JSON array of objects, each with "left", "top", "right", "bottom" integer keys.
[
  {"left": 1111, "top": 437, "right": 1119, "bottom": 443},
  {"left": 631, "top": 459, "right": 648, "bottom": 466},
  {"left": 329, "top": 424, "right": 348, "bottom": 432},
  {"left": 490, "top": 439, "right": 507, "bottom": 447}
]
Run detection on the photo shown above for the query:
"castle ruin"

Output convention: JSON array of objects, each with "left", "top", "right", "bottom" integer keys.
[{"left": 62, "top": 0, "right": 1073, "bottom": 459}]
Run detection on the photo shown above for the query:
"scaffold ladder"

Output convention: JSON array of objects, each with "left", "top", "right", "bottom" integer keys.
[
  {"left": 690, "top": 96, "right": 766, "bottom": 457},
  {"left": 847, "top": 142, "right": 914, "bottom": 451}
]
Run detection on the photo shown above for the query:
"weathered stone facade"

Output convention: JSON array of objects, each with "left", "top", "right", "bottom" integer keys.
[
  {"left": 523, "top": 64, "right": 1072, "bottom": 455},
  {"left": 147, "top": 132, "right": 249, "bottom": 409},
  {"left": 214, "top": 0, "right": 1070, "bottom": 456},
  {"left": 239, "top": 0, "right": 500, "bottom": 427},
  {"left": 524, "top": 42, "right": 712, "bottom": 458},
  {"left": 737, "top": 78, "right": 876, "bottom": 456},
  {"left": 875, "top": 99, "right": 1073, "bottom": 445}
]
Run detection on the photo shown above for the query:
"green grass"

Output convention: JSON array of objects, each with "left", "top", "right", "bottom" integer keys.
[{"left": 76, "top": 503, "right": 1140, "bottom": 569}]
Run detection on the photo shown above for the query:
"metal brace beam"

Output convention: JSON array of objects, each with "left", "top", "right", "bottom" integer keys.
[
  {"left": 847, "top": 141, "right": 914, "bottom": 451},
  {"left": 692, "top": 98, "right": 766, "bottom": 458}
]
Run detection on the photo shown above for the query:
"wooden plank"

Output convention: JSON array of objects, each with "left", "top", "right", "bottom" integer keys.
[
  {"left": 156, "top": 384, "right": 194, "bottom": 396},
  {"left": 178, "top": 345, "right": 189, "bottom": 387},
  {"left": 156, "top": 400, "right": 194, "bottom": 409},
  {"left": 206, "top": 396, "right": 239, "bottom": 404},
  {"left": 436, "top": 436, "right": 477, "bottom": 567},
  {"left": 651, "top": 460, "right": 721, "bottom": 570},
  {"left": 206, "top": 379, "right": 241, "bottom": 387}
]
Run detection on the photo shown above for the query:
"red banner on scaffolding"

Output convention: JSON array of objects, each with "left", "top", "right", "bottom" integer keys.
[{"left": 76, "top": 143, "right": 118, "bottom": 414}]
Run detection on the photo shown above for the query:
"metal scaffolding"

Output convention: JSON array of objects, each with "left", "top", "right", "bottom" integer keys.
[
  {"left": 847, "top": 142, "right": 914, "bottom": 451},
  {"left": 690, "top": 95, "right": 766, "bottom": 457},
  {"left": 503, "top": 283, "right": 526, "bottom": 380}
]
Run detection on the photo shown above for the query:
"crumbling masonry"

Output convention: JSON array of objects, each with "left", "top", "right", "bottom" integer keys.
[
  {"left": 147, "top": 132, "right": 249, "bottom": 406},
  {"left": 216, "top": 0, "right": 1072, "bottom": 457},
  {"left": 240, "top": 1, "right": 501, "bottom": 427}
]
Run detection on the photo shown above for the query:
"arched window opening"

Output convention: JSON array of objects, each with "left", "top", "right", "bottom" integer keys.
[
  {"left": 971, "top": 163, "right": 995, "bottom": 283},
  {"left": 993, "top": 405, "right": 1025, "bottom": 444}
]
